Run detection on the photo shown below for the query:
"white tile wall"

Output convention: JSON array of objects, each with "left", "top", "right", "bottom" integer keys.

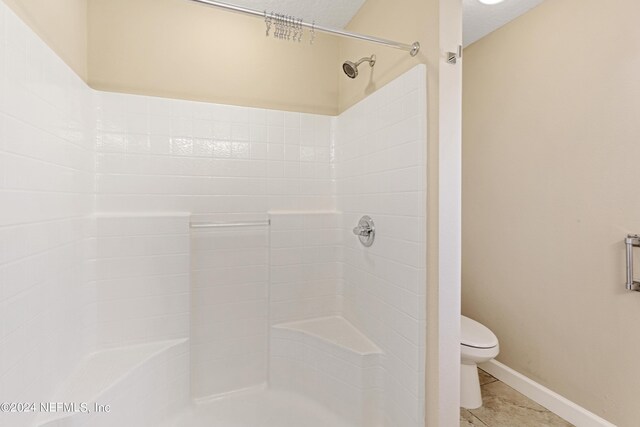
[
  {"left": 335, "top": 65, "right": 428, "bottom": 427},
  {"left": 91, "top": 214, "right": 190, "bottom": 348},
  {"left": 37, "top": 339, "right": 190, "bottom": 427},
  {"left": 189, "top": 214, "right": 269, "bottom": 398},
  {"left": 0, "top": 3, "right": 94, "bottom": 427},
  {"left": 269, "top": 212, "right": 343, "bottom": 324},
  {"left": 92, "top": 91, "right": 338, "bottom": 398},
  {"left": 84, "top": 340, "right": 190, "bottom": 427},
  {"left": 270, "top": 318, "right": 383, "bottom": 426},
  {"left": 94, "top": 92, "right": 335, "bottom": 214}
]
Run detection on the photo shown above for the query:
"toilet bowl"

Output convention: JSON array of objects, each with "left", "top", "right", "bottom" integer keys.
[{"left": 460, "top": 315, "right": 499, "bottom": 409}]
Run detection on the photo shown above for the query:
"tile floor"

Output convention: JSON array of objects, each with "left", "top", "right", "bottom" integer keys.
[{"left": 460, "top": 369, "right": 574, "bottom": 427}]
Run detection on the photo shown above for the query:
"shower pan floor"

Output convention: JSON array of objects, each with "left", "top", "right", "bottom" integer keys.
[{"left": 161, "top": 387, "right": 356, "bottom": 427}]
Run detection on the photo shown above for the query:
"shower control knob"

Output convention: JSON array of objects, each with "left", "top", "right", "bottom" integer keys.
[
  {"left": 353, "top": 216, "right": 375, "bottom": 247},
  {"left": 352, "top": 225, "right": 372, "bottom": 236}
]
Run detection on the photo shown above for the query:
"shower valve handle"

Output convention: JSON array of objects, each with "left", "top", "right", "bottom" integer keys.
[
  {"left": 352, "top": 216, "right": 375, "bottom": 247},
  {"left": 352, "top": 225, "right": 372, "bottom": 236}
]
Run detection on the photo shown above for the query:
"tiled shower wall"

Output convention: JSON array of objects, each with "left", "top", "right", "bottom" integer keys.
[
  {"left": 92, "top": 214, "right": 190, "bottom": 349},
  {"left": 93, "top": 91, "right": 335, "bottom": 213},
  {"left": 269, "top": 212, "right": 343, "bottom": 324},
  {"left": 0, "top": 3, "right": 94, "bottom": 427},
  {"left": 190, "top": 213, "right": 269, "bottom": 397},
  {"left": 336, "top": 65, "right": 427, "bottom": 427},
  {"left": 93, "top": 92, "right": 337, "bottom": 397}
]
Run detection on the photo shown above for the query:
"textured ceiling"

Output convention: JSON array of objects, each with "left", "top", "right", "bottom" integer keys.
[
  {"left": 226, "top": 0, "right": 367, "bottom": 28},
  {"left": 463, "top": 0, "right": 546, "bottom": 46}
]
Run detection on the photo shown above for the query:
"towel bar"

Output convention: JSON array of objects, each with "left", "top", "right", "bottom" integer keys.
[
  {"left": 625, "top": 234, "right": 640, "bottom": 291},
  {"left": 190, "top": 220, "right": 270, "bottom": 229}
]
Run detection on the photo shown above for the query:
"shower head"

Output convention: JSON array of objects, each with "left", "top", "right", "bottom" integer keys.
[{"left": 342, "top": 54, "right": 376, "bottom": 79}]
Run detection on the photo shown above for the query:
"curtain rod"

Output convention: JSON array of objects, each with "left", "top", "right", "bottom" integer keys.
[{"left": 187, "top": 0, "right": 420, "bottom": 56}]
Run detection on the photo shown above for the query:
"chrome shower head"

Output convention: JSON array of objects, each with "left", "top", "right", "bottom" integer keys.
[
  {"left": 342, "top": 54, "right": 376, "bottom": 79},
  {"left": 342, "top": 61, "right": 358, "bottom": 79}
]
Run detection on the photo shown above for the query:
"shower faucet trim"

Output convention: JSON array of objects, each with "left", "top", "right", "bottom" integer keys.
[{"left": 353, "top": 215, "right": 375, "bottom": 247}]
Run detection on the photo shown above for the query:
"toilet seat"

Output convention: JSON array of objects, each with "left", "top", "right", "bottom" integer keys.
[{"left": 461, "top": 315, "right": 498, "bottom": 349}]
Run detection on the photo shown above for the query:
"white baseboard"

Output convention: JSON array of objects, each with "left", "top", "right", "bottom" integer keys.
[{"left": 479, "top": 360, "right": 616, "bottom": 427}]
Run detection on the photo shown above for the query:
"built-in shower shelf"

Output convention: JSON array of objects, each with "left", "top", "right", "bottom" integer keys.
[
  {"left": 272, "top": 316, "right": 382, "bottom": 356},
  {"left": 270, "top": 316, "right": 384, "bottom": 426},
  {"left": 36, "top": 339, "right": 188, "bottom": 427}
]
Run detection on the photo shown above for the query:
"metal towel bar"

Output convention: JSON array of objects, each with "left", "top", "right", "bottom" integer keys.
[
  {"left": 190, "top": 220, "right": 271, "bottom": 229},
  {"left": 625, "top": 234, "right": 640, "bottom": 291}
]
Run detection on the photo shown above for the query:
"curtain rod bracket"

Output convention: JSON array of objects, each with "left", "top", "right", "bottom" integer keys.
[
  {"left": 410, "top": 42, "right": 421, "bottom": 57},
  {"left": 447, "top": 45, "right": 462, "bottom": 64}
]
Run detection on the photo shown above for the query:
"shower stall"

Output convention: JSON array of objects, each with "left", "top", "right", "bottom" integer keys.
[{"left": 0, "top": 0, "right": 461, "bottom": 425}]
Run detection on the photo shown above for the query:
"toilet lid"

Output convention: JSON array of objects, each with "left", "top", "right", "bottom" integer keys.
[{"left": 461, "top": 315, "right": 498, "bottom": 349}]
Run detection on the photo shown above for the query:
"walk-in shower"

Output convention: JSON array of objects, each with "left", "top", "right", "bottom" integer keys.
[{"left": 0, "top": 0, "right": 429, "bottom": 426}]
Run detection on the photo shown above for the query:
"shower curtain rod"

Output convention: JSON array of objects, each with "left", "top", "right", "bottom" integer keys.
[{"left": 187, "top": 0, "right": 421, "bottom": 56}]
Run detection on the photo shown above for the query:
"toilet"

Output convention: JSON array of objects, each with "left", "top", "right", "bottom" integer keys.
[{"left": 460, "top": 315, "right": 499, "bottom": 409}]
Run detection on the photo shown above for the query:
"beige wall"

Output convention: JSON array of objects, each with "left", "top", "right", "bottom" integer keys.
[
  {"left": 462, "top": 0, "right": 640, "bottom": 425},
  {"left": 4, "top": 0, "right": 452, "bottom": 116},
  {"left": 87, "top": 0, "right": 339, "bottom": 115},
  {"left": 4, "top": 0, "right": 339, "bottom": 114},
  {"left": 3, "top": 0, "right": 87, "bottom": 79}
]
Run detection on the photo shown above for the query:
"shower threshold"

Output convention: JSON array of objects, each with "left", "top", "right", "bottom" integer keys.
[{"left": 160, "top": 386, "right": 356, "bottom": 427}]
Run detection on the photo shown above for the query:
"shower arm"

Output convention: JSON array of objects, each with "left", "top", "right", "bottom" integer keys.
[
  {"left": 355, "top": 56, "right": 376, "bottom": 67},
  {"left": 187, "top": 0, "right": 421, "bottom": 56}
]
